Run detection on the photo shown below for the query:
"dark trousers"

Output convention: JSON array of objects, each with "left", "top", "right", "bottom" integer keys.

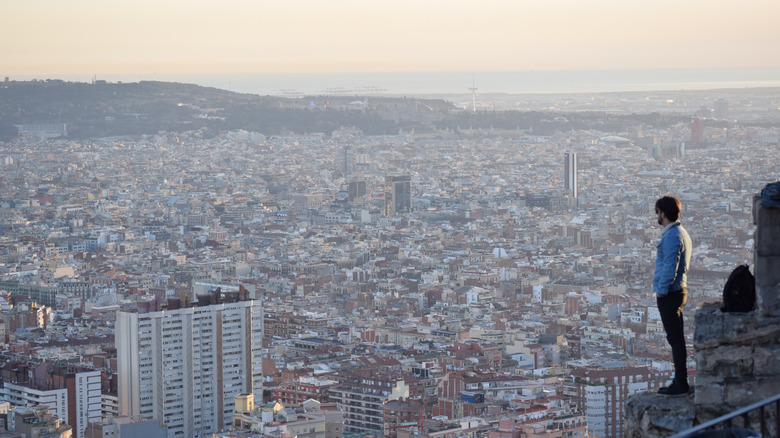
[{"left": 657, "top": 289, "right": 688, "bottom": 383}]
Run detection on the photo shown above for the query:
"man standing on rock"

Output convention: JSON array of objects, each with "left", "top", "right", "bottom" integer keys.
[{"left": 653, "top": 195, "right": 692, "bottom": 395}]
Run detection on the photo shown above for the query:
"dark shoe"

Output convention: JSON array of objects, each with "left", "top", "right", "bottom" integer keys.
[
  {"left": 658, "top": 379, "right": 677, "bottom": 392},
  {"left": 658, "top": 380, "right": 689, "bottom": 396}
]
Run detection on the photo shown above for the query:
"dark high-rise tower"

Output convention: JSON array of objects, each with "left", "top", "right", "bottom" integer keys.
[
  {"left": 564, "top": 152, "right": 578, "bottom": 200},
  {"left": 384, "top": 175, "right": 411, "bottom": 215},
  {"left": 348, "top": 180, "right": 366, "bottom": 200},
  {"left": 337, "top": 146, "right": 355, "bottom": 177}
]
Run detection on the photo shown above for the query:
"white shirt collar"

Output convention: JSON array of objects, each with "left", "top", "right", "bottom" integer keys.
[{"left": 661, "top": 220, "right": 680, "bottom": 234}]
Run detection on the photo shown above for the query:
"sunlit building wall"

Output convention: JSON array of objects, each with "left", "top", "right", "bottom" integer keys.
[{"left": 116, "top": 299, "right": 263, "bottom": 437}]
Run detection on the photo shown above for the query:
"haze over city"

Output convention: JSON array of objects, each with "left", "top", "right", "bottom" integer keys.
[{"left": 1, "top": 2, "right": 780, "bottom": 438}]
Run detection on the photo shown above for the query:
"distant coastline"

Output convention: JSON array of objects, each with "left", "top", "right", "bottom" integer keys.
[{"left": 10, "top": 67, "right": 780, "bottom": 97}]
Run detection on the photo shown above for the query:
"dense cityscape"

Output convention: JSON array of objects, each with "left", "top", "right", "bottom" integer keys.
[{"left": 0, "top": 84, "right": 778, "bottom": 438}]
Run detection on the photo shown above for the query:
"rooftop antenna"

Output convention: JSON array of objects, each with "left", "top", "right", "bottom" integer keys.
[{"left": 469, "top": 74, "right": 478, "bottom": 112}]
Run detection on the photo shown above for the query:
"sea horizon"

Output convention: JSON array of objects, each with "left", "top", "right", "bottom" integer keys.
[{"left": 9, "top": 67, "right": 780, "bottom": 97}]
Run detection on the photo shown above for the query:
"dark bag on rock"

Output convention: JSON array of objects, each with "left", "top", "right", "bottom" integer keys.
[{"left": 721, "top": 264, "right": 755, "bottom": 312}]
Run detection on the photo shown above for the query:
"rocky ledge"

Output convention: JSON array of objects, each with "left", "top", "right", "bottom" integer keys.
[{"left": 625, "top": 390, "right": 696, "bottom": 438}]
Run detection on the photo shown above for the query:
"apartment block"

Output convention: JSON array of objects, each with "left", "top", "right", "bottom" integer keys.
[
  {"left": 328, "top": 371, "right": 410, "bottom": 435},
  {"left": 116, "top": 295, "right": 263, "bottom": 437},
  {"left": 0, "top": 362, "right": 101, "bottom": 438}
]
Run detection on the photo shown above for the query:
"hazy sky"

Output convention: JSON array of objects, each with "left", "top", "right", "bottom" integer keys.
[{"left": 4, "top": 0, "right": 779, "bottom": 76}]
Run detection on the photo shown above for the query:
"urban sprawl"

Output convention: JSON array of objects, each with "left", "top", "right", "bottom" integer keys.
[{"left": 0, "top": 88, "right": 779, "bottom": 438}]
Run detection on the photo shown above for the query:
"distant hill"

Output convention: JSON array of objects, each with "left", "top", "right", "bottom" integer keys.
[
  {"left": 0, "top": 79, "right": 459, "bottom": 140},
  {"left": 0, "top": 79, "right": 704, "bottom": 141}
]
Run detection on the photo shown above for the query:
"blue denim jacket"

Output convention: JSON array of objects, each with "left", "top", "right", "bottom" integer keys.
[{"left": 653, "top": 221, "right": 692, "bottom": 296}]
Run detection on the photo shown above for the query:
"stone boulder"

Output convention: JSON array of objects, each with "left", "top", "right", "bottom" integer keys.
[{"left": 625, "top": 390, "right": 695, "bottom": 438}]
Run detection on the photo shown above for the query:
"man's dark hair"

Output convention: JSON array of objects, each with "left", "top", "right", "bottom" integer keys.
[{"left": 655, "top": 195, "right": 681, "bottom": 222}]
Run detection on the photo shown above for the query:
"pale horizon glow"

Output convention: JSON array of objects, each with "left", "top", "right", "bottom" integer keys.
[{"left": 3, "top": 0, "right": 779, "bottom": 77}]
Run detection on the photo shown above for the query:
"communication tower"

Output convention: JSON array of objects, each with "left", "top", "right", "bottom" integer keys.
[{"left": 469, "top": 75, "right": 478, "bottom": 112}]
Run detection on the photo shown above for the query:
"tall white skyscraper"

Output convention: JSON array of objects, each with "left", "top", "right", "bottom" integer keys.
[
  {"left": 564, "top": 152, "right": 578, "bottom": 200},
  {"left": 116, "top": 296, "right": 263, "bottom": 438}
]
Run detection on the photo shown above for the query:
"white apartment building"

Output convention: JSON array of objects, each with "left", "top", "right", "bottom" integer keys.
[
  {"left": 571, "top": 366, "right": 661, "bottom": 438},
  {"left": 0, "top": 368, "right": 101, "bottom": 438},
  {"left": 73, "top": 371, "right": 103, "bottom": 438},
  {"left": 116, "top": 298, "right": 264, "bottom": 438},
  {"left": 0, "top": 383, "right": 67, "bottom": 424},
  {"left": 328, "top": 372, "right": 409, "bottom": 435}
]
